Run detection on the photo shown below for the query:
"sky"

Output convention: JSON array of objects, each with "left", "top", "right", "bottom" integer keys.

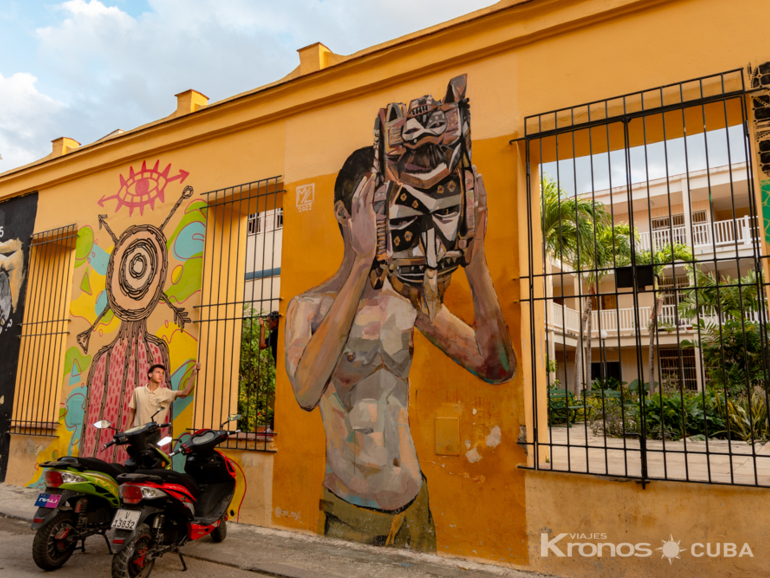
[
  {"left": 542, "top": 125, "right": 748, "bottom": 196},
  {"left": 0, "top": 0, "right": 498, "bottom": 171}
]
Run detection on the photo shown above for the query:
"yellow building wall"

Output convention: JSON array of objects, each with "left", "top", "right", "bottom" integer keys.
[{"left": 1, "top": 0, "right": 769, "bottom": 576}]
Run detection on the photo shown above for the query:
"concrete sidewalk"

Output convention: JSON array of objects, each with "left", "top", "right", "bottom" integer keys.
[{"left": 0, "top": 483, "right": 546, "bottom": 578}]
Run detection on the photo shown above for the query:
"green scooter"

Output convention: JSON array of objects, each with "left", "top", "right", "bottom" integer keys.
[{"left": 31, "top": 416, "right": 173, "bottom": 570}]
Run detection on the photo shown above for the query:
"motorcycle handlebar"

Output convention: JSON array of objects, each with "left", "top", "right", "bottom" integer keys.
[
  {"left": 102, "top": 440, "right": 116, "bottom": 450},
  {"left": 159, "top": 423, "right": 171, "bottom": 428}
]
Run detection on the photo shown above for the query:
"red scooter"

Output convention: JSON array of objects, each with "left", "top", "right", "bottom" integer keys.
[{"left": 105, "top": 414, "right": 240, "bottom": 578}]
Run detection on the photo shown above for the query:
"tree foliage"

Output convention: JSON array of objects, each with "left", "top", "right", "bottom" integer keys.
[
  {"left": 679, "top": 268, "right": 769, "bottom": 396},
  {"left": 238, "top": 312, "right": 276, "bottom": 432}
]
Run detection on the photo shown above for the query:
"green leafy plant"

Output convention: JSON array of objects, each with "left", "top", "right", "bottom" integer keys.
[{"left": 679, "top": 268, "right": 770, "bottom": 396}]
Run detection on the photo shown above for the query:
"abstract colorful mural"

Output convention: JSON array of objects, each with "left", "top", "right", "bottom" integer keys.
[
  {"left": 23, "top": 162, "right": 206, "bottom": 485},
  {"left": 285, "top": 77, "right": 516, "bottom": 551},
  {"left": 0, "top": 193, "right": 38, "bottom": 481}
]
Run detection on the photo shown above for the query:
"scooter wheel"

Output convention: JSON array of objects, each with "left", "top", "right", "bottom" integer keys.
[
  {"left": 210, "top": 515, "right": 227, "bottom": 543},
  {"left": 32, "top": 511, "right": 78, "bottom": 570},
  {"left": 111, "top": 523, "right": 155, "bottom": 578}
]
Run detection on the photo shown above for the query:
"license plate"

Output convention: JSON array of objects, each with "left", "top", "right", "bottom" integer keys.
[
  {"left": 35, "top": 493, "right": 61, "bottom": 509},
  {"left": 111, "top": 509, "right": 141, "bottom": 531}
]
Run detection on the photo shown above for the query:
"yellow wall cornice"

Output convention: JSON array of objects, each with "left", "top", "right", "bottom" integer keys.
[{"left": 0, "top": 0, "right": 701, "bottom": 197}]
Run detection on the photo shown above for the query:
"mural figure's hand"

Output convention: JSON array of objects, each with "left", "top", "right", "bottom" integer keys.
[
  {"left": 347, "top": 172, "right": 378, "bottom": 262},
  {"left": 465, "top": 166, "right": 488, "bottom": 270}
]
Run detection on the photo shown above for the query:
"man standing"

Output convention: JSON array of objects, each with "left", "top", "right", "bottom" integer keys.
[
  {"left": 259, "top": 311, "right": 280, "bottom": 364},
  {"left": 126, "top": 363, "right": 200, "bottom": 427},
  {"left": 285, "top": 77, "right": 515, "bottom": 552}
]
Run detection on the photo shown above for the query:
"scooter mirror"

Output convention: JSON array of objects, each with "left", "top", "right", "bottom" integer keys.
[
  {"left": 94, "top": 420, "right": 112, "bottom": 429},
  {"left": 157, "top": 436, "right": 173, "bottom": 447},
  {"left": 150, "top": 401, "right": 171, "bottom": 422},
  {"left": 220, "top": 414, "right": 242, "bottom": 428}
]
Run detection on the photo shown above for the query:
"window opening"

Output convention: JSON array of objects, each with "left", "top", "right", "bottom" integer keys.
[
  {"left": 194, "top": 177, "right": 284, "bottom": 452},
  {"left": 522, "top": 69, "right": 770, "bottom": 488},
  {"left": 11, "top": 225, "right": 77, "bottom": 435}
]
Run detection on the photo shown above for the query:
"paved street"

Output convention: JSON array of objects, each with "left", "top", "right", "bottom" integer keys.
[
  {"left": 0, "top": 515, "right": 267, "bottom": 577},
  {"left": 0, "top": 483, "right": 544, "bottom": 578}
]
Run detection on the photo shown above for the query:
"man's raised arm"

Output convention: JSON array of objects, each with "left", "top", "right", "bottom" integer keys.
[
  {"left": 285, "top": 174, "right": 378, "bottom": 410},
  {"left": 416, "top": 170, "right": 516, "bottom": 384}
]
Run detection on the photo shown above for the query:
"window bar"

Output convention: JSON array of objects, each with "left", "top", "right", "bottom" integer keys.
[
  {"left": 38, "top": 230, "right": 67, "bottom": 435},
  {"left": 680, "top": 90, "right": 715, "bottom": 485},
  {"left": 660, "top": 101, "right": 689, "bottom": 481},
  {"left": 525, "top": 132, "right": 538, "bottom": 468},
  {"left": 721, "top": 96, "right": 759, "bottom": 484},
  {"left": 700, "top": 97, "right": 737, "bottom": 484},
  {"left": 225, "top": 181, "right": 244, "bottom": 450},
  {"left": 554, "top": 128, "right": 573, "bottom": 473}
]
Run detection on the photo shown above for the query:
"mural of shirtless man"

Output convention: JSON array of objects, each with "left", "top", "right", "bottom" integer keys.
[{"left": 285, "top": 76, "right": 515, "bottom": 552}]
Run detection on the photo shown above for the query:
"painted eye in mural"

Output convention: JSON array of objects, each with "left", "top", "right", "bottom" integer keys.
[
  {"left": 435, "top": 205, "right": 460, "bottom": 219},
  {"left": 390, "top": 216, "right": 418, "bottom": 230},
  {"left": 126, "top": 175, "right": 160, "bottom": 201},
  {"left": 426, "top": 111, "right": 447, "bottom": 132},
  {"left": 402, "top": 122, "right": 423, "bottom": 140},
  {"left": 102, "top": 161, "right": 188, "bottom": 217}
]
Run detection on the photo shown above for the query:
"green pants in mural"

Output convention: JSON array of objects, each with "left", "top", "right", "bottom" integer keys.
[{"left": 319, "top": 477, "right": 437, "bottom": 552}]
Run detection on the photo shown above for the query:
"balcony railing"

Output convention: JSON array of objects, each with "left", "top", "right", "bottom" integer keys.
[
  {"left": 550, "top": 304, "right": 765, "bottom": 335},
  {"left": 637, "top": 216, "right": 759, "bottom": 252}
]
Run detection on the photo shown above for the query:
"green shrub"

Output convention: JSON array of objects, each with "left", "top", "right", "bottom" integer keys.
[{"left": 587, "top": 387, "right": 768, "bottom": 443}]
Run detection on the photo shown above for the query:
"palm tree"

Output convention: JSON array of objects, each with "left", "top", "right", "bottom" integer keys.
[{"left": 540, "top": 176, "right": 634, "bottom": 393}]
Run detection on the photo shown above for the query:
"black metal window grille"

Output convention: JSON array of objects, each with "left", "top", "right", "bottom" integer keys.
[
  {"left": 194, "top": 176, "right": 283, "bottom": 452},
  {"left": 11, "top": 225, "right": 77, "bottom": 435},
  {"left": 521, "top": 69, "right": 770, "bottom": 487}
]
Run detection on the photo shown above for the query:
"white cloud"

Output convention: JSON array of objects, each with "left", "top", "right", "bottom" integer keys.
[
  {"left": 0, "top": 72, "right": 66, "bottom": 169},
  {"left": 1, "top": 0, "right": 497, "bottom": 171}
]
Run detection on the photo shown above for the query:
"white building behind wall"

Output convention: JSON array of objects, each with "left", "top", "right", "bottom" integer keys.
[
  {"left": 547, "top": 161, "right": 760, "bottom": 392},
  {"left": 245, "top": 208, "right": 283, "bottom": 316}
]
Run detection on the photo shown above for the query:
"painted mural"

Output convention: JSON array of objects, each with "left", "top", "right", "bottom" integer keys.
[
  {"left": 0, "top": 193, "right": 38, "bottom": 481},
  {"left": 285, "top": 76, "right": 516, "bottom": 551},
  {"left": 25, "top": 161, "right": 205, "bottom": 485}
]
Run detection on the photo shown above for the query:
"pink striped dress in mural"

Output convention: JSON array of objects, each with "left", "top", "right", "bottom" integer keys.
[{"left": 80, "top": 320, "right": 171, "bottom": 463}]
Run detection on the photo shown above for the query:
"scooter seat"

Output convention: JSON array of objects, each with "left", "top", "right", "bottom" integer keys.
[
  {"left": 130, "top": 469, "right": 200, "bottom": 498},
  {"left": 46, "top": 457, "right": 129, "bottom": 481}
]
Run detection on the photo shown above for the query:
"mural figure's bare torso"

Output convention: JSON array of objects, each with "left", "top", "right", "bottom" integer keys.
[{"left": 300, "top": 280, "right": 420, "bottom": 511}]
